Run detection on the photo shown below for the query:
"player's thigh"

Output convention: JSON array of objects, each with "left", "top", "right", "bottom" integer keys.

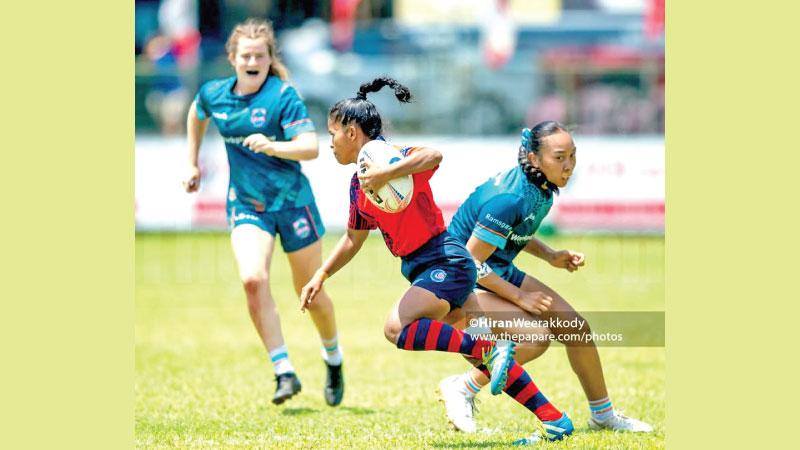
[
  {"left": 285, "top": 239, "right": 323, "bottom": 293},
  {"left": 230, "top": 224, "right": 276, "bottom": 280},
  {"left": 384, "top": 286, "right": 452, "bottom": 341}
]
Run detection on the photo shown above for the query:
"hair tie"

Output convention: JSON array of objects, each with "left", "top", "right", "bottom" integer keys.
[
  {"left": 520, "top": 128, "right": 533, "bottom": 153},
  {"left": 355, "top": 91, "right": 367, "bottom": 100}
]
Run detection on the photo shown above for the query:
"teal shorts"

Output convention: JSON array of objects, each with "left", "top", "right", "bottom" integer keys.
[
  {"left": 475, "top": 261, "right": 527, "bottom": 294},
  {"left": 227, "top": 201, "right": 326, "bottom": 252}
]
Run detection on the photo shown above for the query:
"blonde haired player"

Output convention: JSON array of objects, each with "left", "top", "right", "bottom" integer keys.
[{"left": 182, "top": 18, "right": 344, "bottom": 406}]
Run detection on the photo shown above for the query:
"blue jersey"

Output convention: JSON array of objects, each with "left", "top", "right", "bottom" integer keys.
[
  {"left": 448, "top": 166, "right": 553, "bottom": 270},
  {"left": 195, "top": 75, "right": 316, "bottom": 212}
]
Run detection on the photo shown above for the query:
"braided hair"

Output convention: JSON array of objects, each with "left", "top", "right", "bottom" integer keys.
[
  {"left": 328, "top": 76, "right": 412, "bottom": 139},
  {"left": 518, "top": 121, "right": 569, "bottom": 195}
]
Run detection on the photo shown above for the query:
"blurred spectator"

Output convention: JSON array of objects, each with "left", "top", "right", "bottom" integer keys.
[
  {"left": 140, "top": 0, "right": 201, "bottom": 135},
  {"left": 332, "top": 0, "right": 362, "bottom": 51},
  {"left": 159, "top": 0, "right": 201, "bottom": 69},
  {"left": 481, "top": 0, "right": 517, "bottom": 69}
]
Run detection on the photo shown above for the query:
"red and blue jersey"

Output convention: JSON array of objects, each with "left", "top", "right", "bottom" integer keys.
[{"left": 348, "top": 146, "right": 447, "bottom": 257}]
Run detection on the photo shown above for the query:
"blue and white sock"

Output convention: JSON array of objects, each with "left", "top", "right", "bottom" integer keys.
[
  {"left": 459, "top": 370, "right": 482, "bottom": 398},
  {"left": 321, "top": 335, "right": 343, "bottom": 366},
  {"left": 589, "top": 396, "right": 614, "bottom": 423},
  {"left": 269, "top": 345, "right": 295, "bottom": 376}
]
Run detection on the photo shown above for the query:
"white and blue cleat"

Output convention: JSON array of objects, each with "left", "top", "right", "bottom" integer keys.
[
  {"left": 482, "top": 340, "right": 516, "bottom": 395},
  {"left": 542, "top": 412, "right": 575, "bottom": 441},
  {"left": 588, "top": 412, "right": 653, "bottom": 432},
  {"left": 513, "top": 412, "right": 575, "bottom": 445}
]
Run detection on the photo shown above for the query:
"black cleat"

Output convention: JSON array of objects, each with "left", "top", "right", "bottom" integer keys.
[
  {"left": 324, "top": 363, "right": 344, "bottom": 406},
  {"left": 272, "top": 372, "right": 302, "bottom": 405}
]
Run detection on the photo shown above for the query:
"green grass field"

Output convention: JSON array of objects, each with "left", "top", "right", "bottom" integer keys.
[{"left": 136, "top": 233, "right": 665, "bottom": 449}]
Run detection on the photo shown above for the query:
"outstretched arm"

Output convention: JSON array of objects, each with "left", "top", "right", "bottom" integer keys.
[
  {"left": 299, "top": 228, "right": 370, "bottom": 311},
  {"left": 523, "top": 237, "right": 555, "bottom": 261},
  {"left": 523, "top": 237, "right": 586, "bottom": 272}
]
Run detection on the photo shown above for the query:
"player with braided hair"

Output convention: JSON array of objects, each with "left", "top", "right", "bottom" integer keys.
[
  {"left": 438, "top": 121, "right": 654, "bottom": 438},
  {"left": 300, "top": 80, "right": 574, "bottom": 444}
]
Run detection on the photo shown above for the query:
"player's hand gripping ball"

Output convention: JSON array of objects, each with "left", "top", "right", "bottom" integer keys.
[{"left": 357, "top": 140, "right": 414, "bottom": 213}]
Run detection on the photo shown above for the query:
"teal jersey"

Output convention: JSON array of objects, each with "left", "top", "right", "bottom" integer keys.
[
  {"left": 448, "top": 166, "right": 553, "bottom": 269},
  {"left": 194, "top": 75, "right": 317, "bottom": 212}
]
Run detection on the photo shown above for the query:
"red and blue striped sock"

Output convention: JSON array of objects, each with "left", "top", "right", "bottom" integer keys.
[
  {"left": 479, "top": 363, "right": 562, "bottom": 422},
  {"left": 395, "top": 318, "right": 494, "bottom": 360}
]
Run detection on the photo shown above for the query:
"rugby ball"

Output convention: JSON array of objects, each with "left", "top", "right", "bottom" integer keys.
[{"left": 357, "top": 140, "right": 414, "bottom": 213}]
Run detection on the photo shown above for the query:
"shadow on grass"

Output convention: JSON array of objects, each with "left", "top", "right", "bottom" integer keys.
[
  {"left": 280, "top": 407, "right": 319, "bottom": 416},
  {"left": 337, "top": 406, "right": 376, "bottom": 415}
]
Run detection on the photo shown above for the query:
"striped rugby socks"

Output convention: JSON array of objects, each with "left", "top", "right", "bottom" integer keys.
[
  {"left": 395, "top": 318, "right": 495, "bottom": 359},
  {"left": 269, "top": 344, "right": 295, "bottom": 376},
  {"left": 479, "top": 363, "right": 563, "bottom": 422},
  {"left": 396, "top": 318, "right": 562, "bottom": 422}
]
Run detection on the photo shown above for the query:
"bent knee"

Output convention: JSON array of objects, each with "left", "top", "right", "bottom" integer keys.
[
  {"left": 384, "top": 320, "right": 403, "bottom": 345},
  {"left": 515, "top": 341, "right": 551, "bottom": 363},
  {"left": 241, "top": 272, "right": 268, "bottom": 294}
]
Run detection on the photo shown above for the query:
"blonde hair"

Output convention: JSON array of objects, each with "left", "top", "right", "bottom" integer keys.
[{"left": 225, "top": 18, "right": 289, "bottom": 81}]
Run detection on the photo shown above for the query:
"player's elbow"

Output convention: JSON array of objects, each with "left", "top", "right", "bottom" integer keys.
[{"left": 428, "top": 149, "right": 443, "bottom": 166}]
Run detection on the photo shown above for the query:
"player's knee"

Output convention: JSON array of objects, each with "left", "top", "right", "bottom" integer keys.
[
  {"left": 517, "top": 340, "right": 552, "bottom": 363},
  {"left": 570, "top": 312, "right": 591, "bottom": 334},
  {"left": 383, "top": 320, "right": 402, "bottom": 345},
  {"left": 241, "top": 271, "right": 268, "bottom": 295}
]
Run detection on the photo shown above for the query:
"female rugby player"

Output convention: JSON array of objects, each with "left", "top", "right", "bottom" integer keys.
[
  {"left": 300, "top": 80, "right": 574, "bottom": 444},
  {"left": 438, "top": 121, "right": 653, "bottom": 434},
  {"left": 183, "top": 18, "right": 343, "bottom": 406}
]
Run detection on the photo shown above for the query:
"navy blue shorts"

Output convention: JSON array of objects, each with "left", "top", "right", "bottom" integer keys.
[
  {"left": 401, "top": 232, "right": 478, "bottom": 309},
  {"left": 227, "top": 200, "right": 326, "bottom": 253}
]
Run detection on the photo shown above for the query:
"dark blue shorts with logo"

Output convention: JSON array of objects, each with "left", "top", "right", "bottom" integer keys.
[
  {"left": 400, "top": 232, "right": 478, "bottom": 310},
  {"left": 227, "top": 200, "right": 326, "bottom": 252}
]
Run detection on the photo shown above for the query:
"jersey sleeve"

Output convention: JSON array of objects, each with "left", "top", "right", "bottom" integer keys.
[
  {"left": 193, "top": 83, "right": 211, "bottom": 120},
  {"left": 401, "top": 146, "right": 438, "bottom": 183},
  {"left": 279, "top": 84, "right": 315, "bottom": 139},
  {"left": 471, "top": 194, "right": 524, "bottom": 250},
  {"left": 347, "top": 173, "right": 378, "bottom": 230}
]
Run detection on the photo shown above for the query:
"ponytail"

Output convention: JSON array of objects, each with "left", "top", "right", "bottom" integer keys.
[{"left": 329, "top": 76, "right": 412, "bottom": 139}]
